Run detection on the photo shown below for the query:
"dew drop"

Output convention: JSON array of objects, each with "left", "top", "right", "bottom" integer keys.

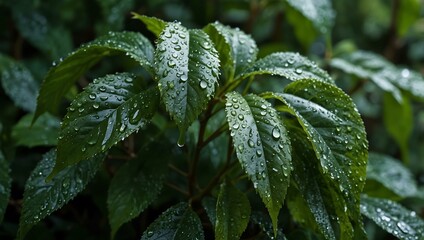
[
  {"left": 99, "top": 86, "right": 106, "bottom": 92},
  {"left": 92, "top": 103, "right": 100, "bottom": 109},
  {"left": 88, "top": 93, "right": 96, "bottom": 100},
  {"left": 232, "top": 123, "right": 240, "bottom": 130},
  {"left": 200, "top": 80, "right": 207, "bottom": 89},
  {"left": 248, "top": 139, "right": 255, "bottom": 148},
  {"left": 119, "top": 124, "right": 126, "bottom": 132},
  {"left": 295, "top": 68, "right": 303, "bottom": 74},
  {"left": 238, "top": 114, "right": 244, "bottom": 120},
  {"left": 272, "top": 127, "right": 281, "bottom": 139}
]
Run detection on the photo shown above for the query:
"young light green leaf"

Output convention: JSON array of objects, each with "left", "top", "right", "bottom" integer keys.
[
  {"left": 155, "top": 23, "right": 220, "bottom": 145},
  {"left": 204, "top": 22, "right": 258, "bottom": 80},
  {"left": 360, "top": 195, "right": 424, "bottom": 240},
  {"left": 215, "top": 181, "right": 251, "bottom": 240},
  {"left": 35, "top": 31, "right": 154, "bottom": 119},
  {"left": 0, "top": 151, "right": 11, "bottom": 224},
  {"left": 239, "top": 52, "right": 333, "bottom": 83},
  {"left": 366, "top": 152, "right": 419, "bottom": 199},
  {"left": 331, "top": 51, "right": 424, "bottom": 102},
  {"left": 17, "top": 149, "right": 105, "bottom": 240},
  {"left": 383, "top": 93, "right": 412, "bottom": 163},
  {"left": 0, "top": 55, "right": 39, "bottom": 112},
  {"left": 12, "top": 113, "right": 60, "bottom": 147},
  {"left": 284, "top": 0, "right": 335, "bottom": 34},
  {"left": 108, "top": 143, "right": 169, "bottom": 238},
  {"left": 263, "top": 79, "right": 368, "bottom": 221},
  {"left": 140, "top": 202, "right": 204, "bottom": 240},
  {"left": 225, "top": 92, "right": 292, "bottom": 232},
  {"left": 53, "top": 73, "right": 159, "bottom": 176},
  {"left": 132, "top": 13, "right": 167, "bottom": 37}
]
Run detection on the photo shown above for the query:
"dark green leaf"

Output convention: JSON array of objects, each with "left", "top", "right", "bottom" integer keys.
[
  {"left": 204, "top": 22, "right": 258, "bottom": 79},
  {"left": 202, "top": 197, "right": 217, "bottom": 228},
  {"left": 263, "top": 79, "right": 368, "bottom": 221},
  {"left": 17, "top": 149, "right": 105, "bottom": 240},
  {"left": 0, "top": 151, "right": 11, "bottom": 223},
  {"left": 132, "top": 13, "right": 167, "bottom": 37},
  {"left": 383, "top": 93, "right": 412, "bottom": 163},
  {"left": 12, "top": 113, "right": 60, "bottom": 147},
  {"left": 360, "top": 195, "right": 424, "bottom": 240},
  {"left": 284, "top": 0, "right": 335, "bottom": 34},
  {"left": 366, "top": 153, "right": 419, "bottom": 199},
  {"left": 53, "top": 73, "right": 159, "bottom": 176},
  {"left": 215, "top": 181, "right": 251, "bottom": 240},
  {"left": 0, "top": 55, "right": 38, "bottom": 112},
  {"left": 155, "top": 23, "right": 220, "bottom": 144},
  {"left": 225, "top": 92, "right": 292, "bottom": 231},
  {"left": 108, "top": 143, "right": 169, "bottom": 238},
  {"left": 251, "top": 212, "right": 286, "bottom": 240},
  {"left": 331, "top": 51, "right": 424, "bottom": 102},
  {"left": 240, "top": 52, "right": 333, "bottom": 83},
  {"left": 35, "top": 31, "right": 154, "bottom": 119},
  {"left": 140, "top": 202, "right": 204, "bottom": 240},
  {"left": 96, "top": 0, "right": 135, "bottom": 34},
  {"left": 397, "top": 0, "right": 420, "bottom": 36}
]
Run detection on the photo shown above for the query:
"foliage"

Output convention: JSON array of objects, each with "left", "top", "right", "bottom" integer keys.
[{"left": 1, "top": 0, "right": 424, "bottom": 239}]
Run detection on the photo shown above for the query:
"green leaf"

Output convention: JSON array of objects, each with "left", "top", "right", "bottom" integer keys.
[
  {"left": 240, "top": 52, "right": 333, "bottom": 83},
  {"left": 132, "top": 13, "right": 167, "bottom": 37},
  {"left": 284, "top": 0, "right": 335, "bottom": 34},
  {"left": 204, "top": 22, "right": 258, "bottom": 80},
  {"left": 108, "top": 143, "right": 169, "bottom": 238},
  {"left": 397, "top": 0, "right": 420, "bottom": 37},
  {"left": 35, "top": 31, "right": 154, "bottom": 119},
  {"left": 225, "top": 92, "right": 292, "bottom": 231},
  {"left": 263, "top": 79, "right": 368, "bottom": 220},
  {"left": 360, "top": 195, "right": 424, "bottom": 240},
  {"left": 17, "top": 149, "right": 105, "bottom": 240},
  {"left": 0, "top": 55, "right": 39, "bottom": 112},
  {"left": 96, "top": 0, "right": 135, "bottom": 34},
  {"left": 53, "top": 73, "right": 159, "bottom": 176},
  {"left": 202, "top": 197, "right": 217, "bottom": 228},
  {"left": 155, "top": 23, "right": 220, "bottom": 144},
  {"left": 365, "top": 152, "right": 419, "bottom": 199},
  {"left": 251, "top": 212, "right": 286, "bottom": 240},
  {"left": 383, "top": 93, "right": 412, "bottom": 163},
  {"left": 0, "top": 151, "right": 11, "bottom": 224},
  {"left": 12, "top": 113, "right": 60, "bottom": 147},
  {"left": 140, "top": 202, "right": 204, "bottom": 240},
  {"left": 331, "top": 51, "right": 424, "bottom": 102},
  {"left": 215, "top": 181, "right": 251, "bottom": 240}
]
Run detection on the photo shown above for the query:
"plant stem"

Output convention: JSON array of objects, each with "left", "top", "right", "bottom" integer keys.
[{"left": 200, "top": 123, "right": 228, "bottom": 148}]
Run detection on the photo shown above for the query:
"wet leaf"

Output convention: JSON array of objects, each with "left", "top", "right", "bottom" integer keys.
[
  {"left": 202, "top": 197, "right": 217, "bottom": 228},
  {"left": 96, "top": 0, "right": 135, "bottom": 34},
  {"left": 383, "top": 93, "right": 412, "bottom": 163},
  {"left": 140, "top": 202, "right": 204, "bottom": 240},
  {"left": 331, "top": 50, "right": 424, "bottom": 102},
  {"left": 17, "top": 149, "right": 105, "bottom": 240},
  {"left": 204, "top": 22, "right": 258, "bottom": 79},
  {"left": 251, "top": 211, "right": 286, "bottom": 240},
  {"left": 225, "top": 92, "right": 292, "bottom": 232},
  {"left": 284, "top": 0, "right": 335, "bottom": 34},
  {"left": 132, "top": 13, "right": 167, "bottom": 37},
  {"left": 263, "top": 79, "right": 368, "bottom": 221},
  {"left": 12, "top": 113, "right": 60, "bottom": 147},
  {"left": 360, "top": 195, "right": 424, "bottom": 240},
  {"left": 155, "top": 23, "right": 220, "bottom": 144},
  {"left": 35, "top": 31, "right": 154, "bottom": 119},
  {"left": 365, "top": 152, "right": 419, "bottom": 199},
  {"left": 0, "top": 55, "right": 39, "bottom": 112},
  {"left": 0, "top": 151, "right": 11, "bottom": 224},
  {"left": 240, "top": 52, "right": 333, "bottom": 83},
  {"left": 108, "top": 143, "right": 169, "bottom": 238},
  {"left": 215, "top": 181, "right": 251, "bottom": 240},
  {"left": 53, "top": 73, "right": 159, "bottom": 176}
]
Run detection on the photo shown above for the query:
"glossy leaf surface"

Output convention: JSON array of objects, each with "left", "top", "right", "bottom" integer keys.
[
  {"left": 225, "top": 92, "right": 291, "bottom": 231},
  {"left": 0, "top": 151, "right": 10, "bottom": 223},
  {"left": 285, "top": 0, "right": 335, "bottom": 34},
  {"left": 155, "top": 23, "right": 220, "bottom": 143},
  {"left": 215, "top": 181, "right": 251, "bottom": 240},
  {"left": 17, "top": 150, "right": 105, "bottom": 240},
  {"left": 240, "top": 52, "right": 333, "bottom": 83},
  {"left": 140, "top": 202, "right": 204, "bottom": 240},
  {"left": 366, "top": 153, "right": 419, "bottom": 199},
  {"left": 108, "top": 143, "right": 169, "bottom": 238},
  {"left": 0, "top": 55, "right": 39, "bottom": 112},
  {"left": 360, "top": 195, "right": 424, "bottom": 240},
  {"left": 12, "top": 113, "right": 60, "bottom": 147},
  {"left": 263, "top": 79, "right": 368, "bottom": 220},
  {"left": 204, "top": 22, "right": 258, "bottom": 79},
  {"left": 54, "top": 73, "right": 159, "bottom": 175},
  {"left": 132, "top": 13, "right": 166, "bottom": 37},
  {"left": 35, "top": 31, "right": 154, "bottom": 119}
]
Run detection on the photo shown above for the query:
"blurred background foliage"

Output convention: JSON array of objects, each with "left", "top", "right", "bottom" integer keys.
[{"left": 1, "top": 0, "right": 424, "bottom": 239}]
